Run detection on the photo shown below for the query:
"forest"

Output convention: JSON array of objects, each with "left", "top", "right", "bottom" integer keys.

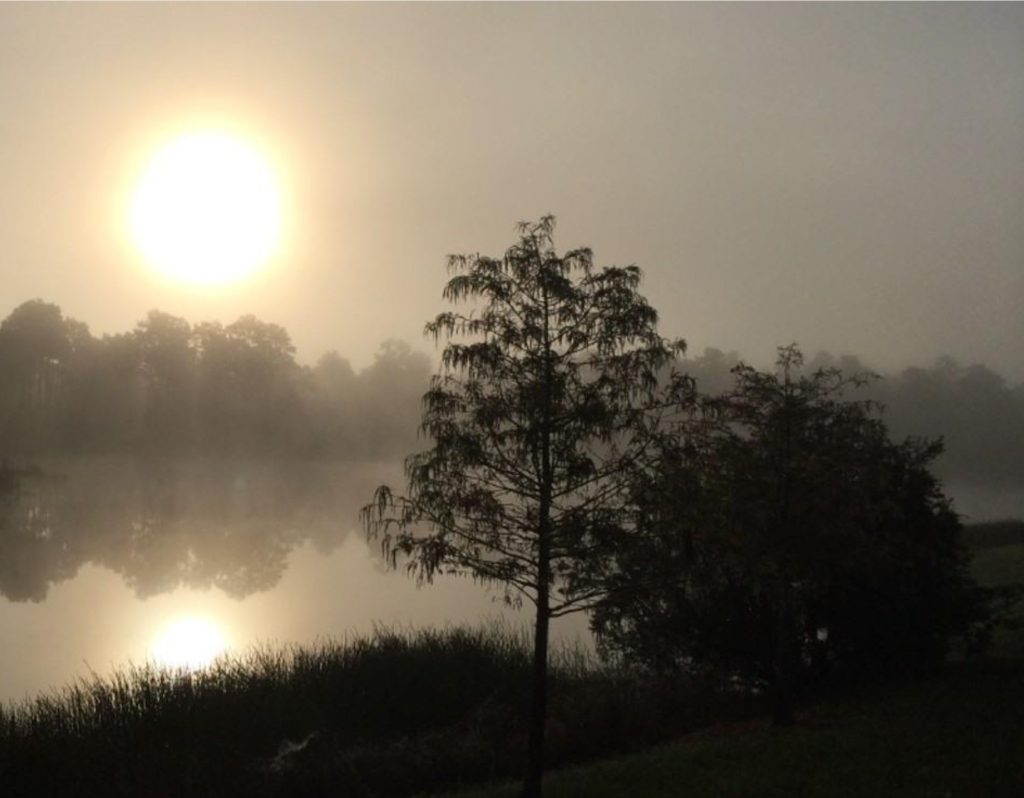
[{"left": 0, "top": 298, "right": 1021, "bottom": 493}]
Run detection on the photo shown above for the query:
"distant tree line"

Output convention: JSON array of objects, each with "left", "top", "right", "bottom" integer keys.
[
  {"left": 678, "top": 347, "right": 1024, "bottom": 493},
  {"left": 0, "top": 300, "right": 430, "bottom": 459},
  {"left": 0, "top": 299, "right": 1021, "bottom": 494},
  {"left": 0, "top": 300, "right": 423, "bottom": 602}
]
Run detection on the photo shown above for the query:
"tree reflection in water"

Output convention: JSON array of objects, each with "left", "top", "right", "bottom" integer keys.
[{"left": 0, "top": 458, "right": 395, "bottom": 602}]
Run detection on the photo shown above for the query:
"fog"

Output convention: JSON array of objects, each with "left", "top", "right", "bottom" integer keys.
[
  {"left": 0, "top": 4, "right": 1021, "bottom": 702},
  {"left": 681, "top": 347, "right": 1024, "bottom": 520},
  {"left": 2, "top": 301, "right": 1021, "bottom": 601},
  {"left": 0, "top": 308, "right": 1021, "bottom": 700},
  {"left": 0, "top": 4, "right": 1021, "bottom": 377}
]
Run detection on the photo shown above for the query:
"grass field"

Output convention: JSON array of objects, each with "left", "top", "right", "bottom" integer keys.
[
  {"left": 443, "top": 529, "right": 1024, "bottom": 798},
  {"left": 445, "top": 659, "right": 1024, "bottom": 798}
]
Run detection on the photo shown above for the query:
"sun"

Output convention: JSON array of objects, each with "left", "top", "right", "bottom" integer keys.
[
  {"left": 129, "top": 130, "right": 282, "bottom": 284},
  {"left": 150, "top": 616, "right": 230, "bottom": 671}
]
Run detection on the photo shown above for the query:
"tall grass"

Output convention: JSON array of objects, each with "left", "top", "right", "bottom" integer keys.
[{"left": 0, "top": 624, "right": 749, "bottom": 797}]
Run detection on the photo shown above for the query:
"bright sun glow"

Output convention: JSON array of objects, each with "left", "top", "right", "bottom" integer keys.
[
  {"left": 130, "top": 130, "right": 282, "bottom": 284},
  {"left": 150, "top": 616, "right": 230, "bottom": 671}
]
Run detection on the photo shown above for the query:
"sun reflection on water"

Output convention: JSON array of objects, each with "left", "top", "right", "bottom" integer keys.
[{"left": 150, "top": 615, "right": 230, "bottom": 671}]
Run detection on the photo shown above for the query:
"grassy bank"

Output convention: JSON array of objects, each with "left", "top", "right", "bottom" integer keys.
[
  {"left": 0, "top": 625, "right": 754, "bottom": 798},
  {"left": 446, "top": 526, "right": 1024, "bottom": 798},
  {"left": 447, "top": 659, "right": 1024, "bottom": 798},
  {"left": 1, "top": 626, "right": 530, "bottom": 797}
]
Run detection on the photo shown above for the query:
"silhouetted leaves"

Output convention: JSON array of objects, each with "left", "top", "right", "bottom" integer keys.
[
  {"left": 362, "top": 216, "right": 687, "bottom": 797},
  {"left": 594, "top": 347, "right": 990, "bottom": 703}
]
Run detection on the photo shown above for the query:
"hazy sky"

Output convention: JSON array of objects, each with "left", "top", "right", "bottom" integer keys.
[{"left": 1, "top": 2, "right": 1021, "bottom": 380}]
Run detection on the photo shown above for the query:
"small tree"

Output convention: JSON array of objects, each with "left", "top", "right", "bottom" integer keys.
[
  {"left": 361, "top": 217, "right": 685, "bottom": 797},
  {"left": 594, "top": 345, "right": 988, "bottom": 723}
]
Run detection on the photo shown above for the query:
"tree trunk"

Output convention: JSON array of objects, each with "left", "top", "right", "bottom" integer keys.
[
  {"left": 522, "top": 262, "right": 555, "bottom": 798},
  {"left": 772, "top": 578, "right": 796, "bottom": 727},
  {"left": 522, "top": 595, "right": 550, "bottom": 798}
]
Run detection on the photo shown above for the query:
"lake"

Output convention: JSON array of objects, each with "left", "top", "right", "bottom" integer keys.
[{"left": 0, "top": 458, "right": 589, "bottom": 703}]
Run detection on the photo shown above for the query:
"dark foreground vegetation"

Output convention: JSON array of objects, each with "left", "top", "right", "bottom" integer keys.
[
  {"left": 449, "top": 658, "right": 1024, "bottom": 798},
  {"left": 447, "top": 526, "right": 1024, "bottom": 798},
  {"left": 0, "top": 626, "right": 759, "bottom": 798},
  {"left": 0, "top": 526, "right": 1020, "bottom": 798}
]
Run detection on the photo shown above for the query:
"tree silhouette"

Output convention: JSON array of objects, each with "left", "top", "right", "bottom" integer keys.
[
  {"left": 0, "top": 300, "right": 91, "bottom": 450},
  {"left": 594, "top": 345, "right": 987, "bottom": 722},
  {"left": 135, "top": 310, "right": 195, "bottom": 448},
  {"left": 361, "top": 216, "right": 685, "bottom": 798}
]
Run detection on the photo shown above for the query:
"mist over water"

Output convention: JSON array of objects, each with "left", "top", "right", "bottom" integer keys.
[
  {"left": 0, "top": 457, "right": 392, "bottom": 602},
  {"left": 1, "top": 345, "right": 1020, "bottom": 701},
  {"left": 0, "top": 458, "right": 587, "bottom": 702},
  {"left": 0, "top": 534, "right": 576, "bottom": 704}
]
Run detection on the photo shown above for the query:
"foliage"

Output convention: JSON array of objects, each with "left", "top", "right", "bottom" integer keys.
[
  {"left": 0, "top": 301, "right": 430, "bottom": 459},
  {"left": 0, "top": 297, "right": 1022, "bottom": 492},
  {"left": 876, "top": 358, "right": 1024, "bottom": 489},
  {"left": 361, "top": 216, "right": 687, "bottom": 796},
  {"left": 362, "top": 216, "right": 685, "bottom": 611},
  {"left": 593, "top": 346, "right": 989, "bottom": 698},
  {"left": 0, "top": 625, "right": 745, "bottom": 798},
  {"left": 677, "top": 347, "right": 1024, "bottom": 492}
]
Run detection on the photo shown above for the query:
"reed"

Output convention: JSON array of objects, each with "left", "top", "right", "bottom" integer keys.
[{"left": 1, "top": 623, "right": 733, "bottom": 797}]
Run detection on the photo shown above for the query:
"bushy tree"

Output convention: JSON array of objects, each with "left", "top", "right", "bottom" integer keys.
[
  {"left": 134, "top": 310, "right": 196, "bottom": 447},
  {"left": 0, "top": 300, "right": 92, "bottom": 449},
  {"left": 593, "top": 345, "right": 988, "bottom": 724},
  {"left": 361, "top": 216, "right": 686, "bottom": 797}
]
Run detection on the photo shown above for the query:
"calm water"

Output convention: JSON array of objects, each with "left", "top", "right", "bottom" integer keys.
[
  {"left": 0, "top": 458, "right": 589, "bottom": 703},
  {"left": 1, "top": 457, "right": 1016, "bottom": 703}
]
